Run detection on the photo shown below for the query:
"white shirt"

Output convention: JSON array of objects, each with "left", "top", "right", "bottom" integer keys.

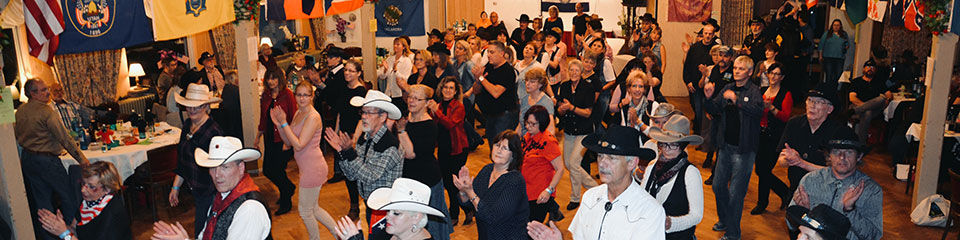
[
  {"left": 639, "top": 162, "right": 704, "bottom": 233},
  {"left": 377, "top": 54, "right": 412, "bottom": 98},
  {"left": 568, "top": 181, "right": 666, "bottom": 240},
  {"left": 602, "top": 59, "right": 615, "bottom": 82},
  {"left": 197, "top": 192, "right": 271, "bottom": 240}
]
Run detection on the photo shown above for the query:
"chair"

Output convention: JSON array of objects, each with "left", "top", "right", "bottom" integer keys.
[
  {"left": 942, "top": 169, "right": 960, "bottom": 240},
  {"left": 125, "top": 144, "right": 179, "bottom": 221}
]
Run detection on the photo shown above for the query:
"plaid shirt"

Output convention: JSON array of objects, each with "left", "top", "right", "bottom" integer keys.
[
  {"left": 338, "top": 125, "right": 403, "bottom": 199},
  {"left": 175, "top": 119, "right": 223, "bottom": 197},
  {"left": 53, "top": 100, "right": 92, "bottom": 131}
]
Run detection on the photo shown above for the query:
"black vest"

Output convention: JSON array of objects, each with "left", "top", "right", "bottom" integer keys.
[
  {"left": 209, "top": 191, "right": 273, "bottom": 240},
  {"left": 649, "top": 163, "right": 697, "bottom": 240}
]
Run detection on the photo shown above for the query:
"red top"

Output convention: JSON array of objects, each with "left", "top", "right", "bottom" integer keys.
[
  {"left": 259, "top": 88, "right": 297, "bottom": 143},
  {"left": 761, "top": 91, "right": 792, "bottom": 127},
  {"left": 521, "top": 131, "right": 562, "bottom": 201},
  {"left": 431, "top": 100, "right": 468, "bottom": 155}
]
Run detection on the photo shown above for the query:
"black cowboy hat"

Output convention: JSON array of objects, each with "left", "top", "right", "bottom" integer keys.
[
  {"left": 326, "top": 46, "right": 347, "bottom": 59},
  {"left": 544, "top": 28, "right": 562, "bottom": 43},
  {"left": 426, "top": 43, "right": 449, "bottom": 55},
  {"left": 198, "top": 52, "right": 215, "bottom": 64},
  {"left": 516, "top": 14, "right": 531, "bottom": 23},
  {"left": 701, "top": 18, "right": 720, "bottom": 31},
  {"left": 822, "top": 127, "right": 870, "bottom": 153},
  {"left": 807, "top": 84, "right": 839, "bottom": 106},
  {"left": 749, "top": 16, "right": 765, "bottom": 25},
  {"left": 787, "top": 205, "right": 851, "bottom": 240},
  {"left": 429, "top": 29, "right": 444, "bottom": 39},
  {"left": 581, "top": 126, "right": 656, "bottom": 160}
]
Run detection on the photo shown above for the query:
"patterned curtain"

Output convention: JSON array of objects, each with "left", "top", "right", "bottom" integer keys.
[
  {"left": 310, "top": 17, "right": 326, "bottom": 50},
  {"left": 210, "top": 24, "right": 238, "bottom": 70},
  {"left": 719, "top": 0, "right": 752, "bottom": 48},
  {"left": 53, "top": 49, "right": 122, "bottom": 106}
]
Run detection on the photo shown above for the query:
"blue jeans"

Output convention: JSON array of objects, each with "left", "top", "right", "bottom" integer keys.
[
  {"left": 853, "top": 96, "right": 888, "bottom": 143},
  {"left": 483, "top": 110, "right": 519, "bottom": 152},
  {"left": 712, "top": 144, "right": 755, "bottom": 239},
  {"left": 21, "top": 151, "right": 77, "bottom": 240},
  {"left": 822, "top": 57, "right": 845, "bottom": 84}
]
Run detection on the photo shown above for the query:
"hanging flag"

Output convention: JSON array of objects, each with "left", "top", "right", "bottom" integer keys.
[
  {"left": 540, "top": 0, "right": 589, "bottom": 13},
  {"left": 152, "top": 0, "right": 235, "bottom": 41},
  {"left": 866, "top": 0, "right": 887, "bottom": 22},
  {"left": 806, "top": 0, "right": 818, "bottom": 9},
  {"left": 845, "top": 0, "right": 867, "bottom": 24},
  {"left": 57, "top": 0, "right": 154, "bottom": 55},
  {"left": 953, "top": 0, "right": 960, "bottom": 32},
  {"left": 890, "top": 0, "right": 904, "bottom": 26},
  {"left": 24, "top": 0, "right": 64, "bottom": 65},
  {"left": 831, "top": 0, "right": 843, "bottom": 8},
  {"left": 375, "top": 0, "right": 424, "bottom": 37},
  {"left": 285, "top": 0, "right": 324, "bottom": 19},
  {"left": 265, "top": 0, "right": 286, "bottom": 20},
  {"left": 903, "top": 0, "right": 923, "bottom": 31},
  {"left": 325, "top": 0, "right": 363, "bottom": 16}
]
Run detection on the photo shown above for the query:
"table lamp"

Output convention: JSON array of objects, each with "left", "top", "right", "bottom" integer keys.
[{"left": 128, "top": 63, "right": 145, "bottom": 87}]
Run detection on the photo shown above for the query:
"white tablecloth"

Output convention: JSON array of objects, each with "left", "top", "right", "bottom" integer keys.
[
  {"left": 884, "top": 98, "right": 916, "bottom": 122},
  {"left": 60, "top": 125, "right": 181, "bottom": 181}
]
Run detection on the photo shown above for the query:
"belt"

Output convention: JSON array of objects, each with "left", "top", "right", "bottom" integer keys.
[{"left": 22, "top": 148, "right": 59, "bottom": 157}]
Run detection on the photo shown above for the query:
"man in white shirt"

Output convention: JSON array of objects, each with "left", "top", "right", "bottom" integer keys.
[
  {"left": 528, "top": 126, "right": 665, "bottom": 240},
  {"left": 151, "top": 136, "right": 271, "bottom": 240}
]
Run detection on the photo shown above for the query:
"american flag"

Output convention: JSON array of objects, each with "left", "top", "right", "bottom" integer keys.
[{"left": 23, "top": 0, "right": 63, "bottom": 65}]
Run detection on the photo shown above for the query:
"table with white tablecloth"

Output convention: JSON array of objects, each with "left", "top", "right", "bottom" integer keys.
[
  {"left": 60, "top": 124, "right": 181, "bottom": 181},
  {"left": 884, "top": 97, "right": 917, "bottom": 122}
]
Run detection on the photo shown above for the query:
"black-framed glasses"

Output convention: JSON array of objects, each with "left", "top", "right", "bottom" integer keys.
[
  {"left": 360, "top": 110, "right": 384, "bottom": 116},
  {"left": 657, "top": 142, "right": 683, "bottom": 150}
]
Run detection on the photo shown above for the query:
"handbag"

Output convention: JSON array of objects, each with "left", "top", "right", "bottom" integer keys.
[{"left": 911, "top": 194, "right": 951, "bottom": 227}]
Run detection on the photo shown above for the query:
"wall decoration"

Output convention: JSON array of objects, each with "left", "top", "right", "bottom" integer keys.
[
  {"left": 327, "top": 12, "right": 359, "bottom": 46},
  {"left": 668, "top": 0, "right": 712, "bottom": 22},
  {"left": 57, "top": 0, "right": 154, "bottom": 55},
  {"left": 152, "top": 0, "right": 236, "bottom": 40},
  {"left": 375, "top": 0, "right": 424, "bottom": 37}
]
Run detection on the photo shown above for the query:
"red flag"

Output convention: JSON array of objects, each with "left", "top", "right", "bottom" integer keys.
[
  {"left": 904, "top": 0, "right": 922, "bottom": 31},
  {"left": 23, "top": 0, "right": 63, "bottom": 65},
  {"left": 807, "top": 0, "right": 818, "bottom": 9}
]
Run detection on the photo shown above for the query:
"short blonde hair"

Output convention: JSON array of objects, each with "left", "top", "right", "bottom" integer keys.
[
  {"left": 567, "top": 59, "right": 584, "bottom": 72},
  {"left": 524, "top": 67, "right": 549, "bottom": 92},
  {"left": 409, "top": 84, "right": 434, "bottom": 100},
  {"left": 627, "top": 70, "right": 647, "bottom": 86},
  {"left": 82, "top": 162, "right": 122, "bottom": 193}
]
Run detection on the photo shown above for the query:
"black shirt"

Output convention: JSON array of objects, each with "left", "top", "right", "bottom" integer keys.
[
  {"left": 723, "top": 85, "right": 746, "bottom": 146},
  {"left": 336, "top": 85, "right": 368, "bottom": 134},
  {"left": 708, "top": 65, "right": 735, "bottom": 96},
  {"left": 572, "top": 14, "right": 588, "bottom": 35},
  {"left": 683, "top": 41, "right": 717, "bottom": 87},
  {"left": 510, "top": 27, "right": 535, "bottom": 60},
  {"left": 556, "top": 79, "right": 596, "bottom": 135},
  {"left": 476, "top": 63, "right": 518, "bottom": 115},
  {"left": 851, "top": 76, "right": 888, "bottom": 101},
  {"left": 408, "top": 70, "right": 440, "bottom": 91},
  {"left": 777, "top": 115, "right": 849, "bottom": 186},
  {"left": 402, "top": 120, "right": 442, "bottom": 186},
  {"left": 742, "top": 32, "right": 772, "bottom": 63}
]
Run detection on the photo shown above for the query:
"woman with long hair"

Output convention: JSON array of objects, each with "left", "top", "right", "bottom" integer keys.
[
  {"left": 642, "top": 52, "right": 666, "bottom": 102},
  {"left": 378, "top": 37, "right": 414, "bottom": 113},
  {"left": 452, "top": 130, "right": 530, "bottom": 239},
  {"left": 751, "top": 62, "right": 793, "bottom": 215},
  {"left": 428, "top": 77, "right": 475, "bottom": 225},
  {"left": 331, "top": 60, "right": 368, "bottom": 220},
  {"left": 649, "top": 27, "right": 667, "bottom": 72},
  {"left": 819, "top": 19, "right": 850, "bottom": 84},
  {"left": 753, "top": 43, "right": 781, "bottom": 87},
  {"left": 454, "top": 39, "right": 484, "bottom": 150},
  {"left": 269, "top": 81, "right": 338, "bottom": 239},
  {"left": 255, "top": 69, "right": 298, "bottom": 215},
  {"left": 402, "top": 50, "right": 439, "bottom": 93}
]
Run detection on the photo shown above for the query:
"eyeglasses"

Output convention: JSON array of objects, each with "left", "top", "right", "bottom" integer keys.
[
  {"left": 657, "top": 142, "right": 683, "bottom": 150},
  {"left": 806, "top": 98, "right": 831, "bottom": 106},
  {"left": 829, "top": 149, "right": 859, "bottom": 158},
  {"left": 295, "top": 93, "right": 312, "bottom": 98},
  {"left": 360, "top": 110, "right": 384, "bottom": 116},
  {"left": 407, "top": 97, "right": 426, "bottom": 102},
  {"left": 524, "top": 120, "right": 538, "bottom": 126}
]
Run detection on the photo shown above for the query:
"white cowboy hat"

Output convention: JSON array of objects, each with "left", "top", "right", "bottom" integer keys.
[
  {"left": 647, "top": 115, "right": 703, "bottom": 145},
  {"left": 195, "top": 136, "right": 262, "bottom": 168},
  {"left": 367, "top": 178, "right": 444, "bottom": 217},
  {"left": 350, "top": 90, "right": 402, "bottom": 120},
  {"left": 175, "top": 83, "right": 222, "bottom": 107}
]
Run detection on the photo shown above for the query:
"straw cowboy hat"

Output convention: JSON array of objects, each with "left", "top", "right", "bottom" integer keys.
[
  {"left": 175, "top": 83, "right": 222, "bottom": 107},
  {"left": 582, "top": 125, "right": 656, "bottom": 160},
  {"left": 367, "top": 178, "right": 445, "bottom": 217},
  {"left": 195, "top": 136, "right": 262, "bottom": 168},
  {"left": 350, "top": 90, "right": 402, "bottom": 120},
  {"left": 648, "top": 115, "right": 703, "bottom": 145}
]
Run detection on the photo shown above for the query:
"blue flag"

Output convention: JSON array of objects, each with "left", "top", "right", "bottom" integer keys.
[
  {"left": 375, "top": 0, "right": 424, "bottom": 37},
  {"left": 57, "top": 0, "right": 154, "bottom": 55}
]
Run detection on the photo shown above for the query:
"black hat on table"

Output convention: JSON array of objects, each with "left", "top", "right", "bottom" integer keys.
[
  {"left": 581, "top": 126, "right": 656, "bottom": 160},
  {"left": 786, "top": 204, "right": 851, "bottom": 240}
]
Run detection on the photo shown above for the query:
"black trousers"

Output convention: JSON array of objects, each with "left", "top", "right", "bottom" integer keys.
[
  {"left": 439, "top": 152, "right": 472, "bottom": 219},
  {"left": 21, "top": 151, "right": 77, "bottom": 240},
  {"left": 263, "top": 139, "right": 296, "bottom": 206},
  {"left": 528, "top": 198, "right": 559, "bottom": 223},
  {"left": 333, "top": 148, "right": 361, "bottom": 209},
  {"left": 755, "top": 129, "right": 791, "bottom": 209}
]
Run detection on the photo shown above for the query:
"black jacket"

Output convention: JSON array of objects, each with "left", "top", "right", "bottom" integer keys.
[{"left": 704, "top": 82, "right": 763, "bottom": 153}]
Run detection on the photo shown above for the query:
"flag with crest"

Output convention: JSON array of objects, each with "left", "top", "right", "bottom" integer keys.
[
  {"left": 152, "top": 0, "right": 235, "bottom": 41},
  {"left": 57, "top": 0, "right": 154, "bottom": 54}
]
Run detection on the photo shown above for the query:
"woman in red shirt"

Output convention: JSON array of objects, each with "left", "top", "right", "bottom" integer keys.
[
  {"left": 752, "top": 62, "right": 792, "bottom": 215},
  {"left": 520, "top": 105, "right": 565, "bottom": 222},
  {"left": 428, "top": 76, "right": 475, "bottom": 225},
  {"left": 255, "top": 69, "right": 297, "bottom": 215}
]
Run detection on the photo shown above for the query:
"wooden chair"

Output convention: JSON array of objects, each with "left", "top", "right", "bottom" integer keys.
[
  {"left": 125, "top": 144, "right": 179, "bottom": 221},
  {"left": 942, "top": 169, "right": 960, "bottom": 240}
]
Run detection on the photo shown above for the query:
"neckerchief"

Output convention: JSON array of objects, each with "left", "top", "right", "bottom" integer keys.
[
  {"left": 202, "top": 174, "right": 259, "bottom": 240},
  {"left": 78, "top": 194, "right": 113, "bottom": 226},
  {"left": 645, "top": 152, "right": 689, "bottom": 196}
]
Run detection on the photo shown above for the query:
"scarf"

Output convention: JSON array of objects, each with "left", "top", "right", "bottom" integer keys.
[
  {"left": 78, "top": 194, "right": 113, "bottom": 226},
  {"left": 645, "top": 152, "right": 689, "bottom": 197},
  {"left": 202, "top": 174, "right": 259, "bottom": 240}
]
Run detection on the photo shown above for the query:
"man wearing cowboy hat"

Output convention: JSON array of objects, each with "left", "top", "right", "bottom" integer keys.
[
  {"left": 787, "top": 204, "right": 852, "bottom": 240},
  {"left": 151, "top": 136, "right": 271, "bottom": 240},
  {"left": 778, "top": 85, "right": 850, "bottom": 193},
  {"left": 528, "top": 126, "right": 665, "bottom": 240},
  {"left": 741, "top": 16, "right": 774, "bottom": 64},
  {"left": 16, "top": 79, "right": 89, "bottom": 240},
  {"left": 325, "top": 90, "right": 404, "bottom": 223},
  {"left": 510, "top": 14, "right": 534, "bottom": 61},
  {"left": 198, "top": 52, "right": 223, "bottom": 94},
  {"left": 641, "top": 115, "right": 705, "bottom": 238},
  {"left": 790, "top": 127, "right": 882, "bottom": 240},
  {"left": 314, "top": 46, "right": 348, "bottom": 113}
]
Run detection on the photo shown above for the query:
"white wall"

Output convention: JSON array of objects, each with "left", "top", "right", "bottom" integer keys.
[
  {"left": 485, "top": 0, "right": 629, "bottom": 36},
  {"left": 375, "top": 0, "right": 431, "bottom": 50},
  {"left": 657, "top": 0, "right": 723, "bottom": 97}
]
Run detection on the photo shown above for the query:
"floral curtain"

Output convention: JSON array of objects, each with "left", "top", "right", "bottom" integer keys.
[
  {"left": 53, "top": 49, "right": 121, "bottom": 106},
  {"left": 310, "top": 17, "right": 326, "bottom": 50},
  {"left": 210, "top": 24, "right": 238, "bottom": 70}
]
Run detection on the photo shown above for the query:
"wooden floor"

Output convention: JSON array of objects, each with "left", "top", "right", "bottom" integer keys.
[{"left": 132, "top": 97, "right": 949, "bottom": 239}]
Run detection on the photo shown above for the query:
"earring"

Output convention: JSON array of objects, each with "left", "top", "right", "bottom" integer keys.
[{"left": 411, "top": 225, "right": 418, "bottom": 233}]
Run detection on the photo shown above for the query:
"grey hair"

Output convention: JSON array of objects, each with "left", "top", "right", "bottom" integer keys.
[{"left": 416, "top": 212, "right": 428, "bottom": 229}]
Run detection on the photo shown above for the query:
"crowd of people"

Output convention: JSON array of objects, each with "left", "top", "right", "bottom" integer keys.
[{"left": 17, "top": 2, "right": 938, "bottom": 239}]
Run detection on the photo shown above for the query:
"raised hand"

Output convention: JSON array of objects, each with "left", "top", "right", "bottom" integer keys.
[
  {"left": 793, "top": 185, "right": 810, "bottom": 208},
  {"left": 150, "top": 221, "right": 190, "bottom": 240},
  {"left": 452, "top": 166, "right": 473, "bottom": 191},
  {"left": 37, "top": 209, "right": 67, "bottom": 236},
  {"left": 269, "top": 106, "right": 286, "bottom": 126},
  {"left": 842, "top": 180, "right": 866, "bottom": 211},
  {"left": 723, "top": 90, "right": 737, "bottom": 101},
  {"left": 703, "top": 82, "right": 716, "bottom": 98},
  {"left": 334, "top": 216, "right": 362, "bottom": 239},
  {"left": 324, "top": 128, "right": 353, "bottom": 152},
  {"left": 527, "top": 221, "right": 562, "bottom": 240}
]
